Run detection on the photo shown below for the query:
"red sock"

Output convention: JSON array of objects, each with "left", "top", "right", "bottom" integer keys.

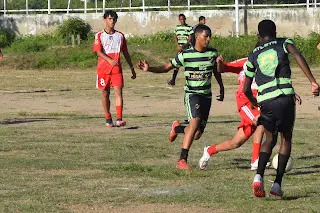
[
  {"left": 105, "top": 113, "right": 111, "bottom": 119},
  {"left": 251, "top": 143, "right": 261, "bottom": 163},
  {"left": 116, "top": 106, "right": 123, "bottom": 120},
  {"left": 207, "top": 144, "right": 217, "bottom": 156}
]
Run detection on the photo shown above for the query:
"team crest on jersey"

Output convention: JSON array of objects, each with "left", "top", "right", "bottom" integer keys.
[
  {"left": 208, "top": 56, "right": 215, "bottom": 63},
  {"left": 195, "top": 104, "right": 200, "bottom": 109}
]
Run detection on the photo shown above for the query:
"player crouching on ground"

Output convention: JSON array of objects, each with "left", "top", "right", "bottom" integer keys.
[{"left": 137, "top": 25, "right": 222, "bottom": 170}]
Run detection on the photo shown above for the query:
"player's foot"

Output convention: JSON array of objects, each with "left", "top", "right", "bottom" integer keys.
[
  {"left": 250, "top": 158, "right": 271, "bottom": 170},
  {"left": 176, "top": 159, "right": 191, "bottom": 170},
  {"left": 169, "top": 120, "right": 180, "bottom": 142},
  {"left": 270, "top": 182, "right": 283, "bottom": 198},
  {"left": 167, "top": 79, "right": 175, "bottom": 86},
  {"left": 252, "top": 174, "right": 265, "bottom": 197},
  {"left": 116, "top": 119, "right": 126, "bottom": 127},
  {"left": 106, "top": 119, "right": 114, "bottom": 128},
  {"left": 199, "top": 146, "right": 211, "bottom": 170}
]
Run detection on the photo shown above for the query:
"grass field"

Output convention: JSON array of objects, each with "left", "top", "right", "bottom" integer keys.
[{"left": 0, "top": 66, "right": 320, "bottom": 213}]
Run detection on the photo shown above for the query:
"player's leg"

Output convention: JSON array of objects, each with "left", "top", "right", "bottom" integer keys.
[
  {"left": 112, "top": 74, "right": 126, "bottom": 127},
  {"left": 97, "top": 73, "right": 113, "bottom": 127},
  {"left": 270, "top": 95, "right": 295, "bottom": 197},
  {"left": 250, "top": 125, "right": 263, "bottom": 170}
]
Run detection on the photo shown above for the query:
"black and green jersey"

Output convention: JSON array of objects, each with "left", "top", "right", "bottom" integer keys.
[
  {"left": 171, "top": 46, "right": 219, "bottom": 97},
  {"left": 245, "top": 38, "right": 295, "bottom": 103},
  {"left": 175, "top": 24, "right": 194, "bottom": 45}
]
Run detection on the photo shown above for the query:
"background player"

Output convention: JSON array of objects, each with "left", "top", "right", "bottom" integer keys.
[
  {"left": 93, "top": 10, "right": 136, "bottom": 128},
  {"left": 167, "top": 14, "right": 193, "bottom": 86},
  {"left": 137, "top": 25, "right": 221, "bottom": 170},
  {"left": 244, "top": 19, "right": 319, "bottom": 198}
]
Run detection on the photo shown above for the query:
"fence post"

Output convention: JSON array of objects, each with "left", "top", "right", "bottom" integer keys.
[
  {"left": 3, "top": 0, "right": 6, "bottom": 15},
  {"left": 48, "top": 0, "right": 51, "bottom": 14},
  {"left": 26, "top": 0, "right": 28, "bottom": 15},
  {"left": 103, "top": 0, "right": 105, "bottom": 13},
  {"left": 235, "top": 0, "right": 240, "bottom": 37},
  {"left": 168, "top": 0, "right": 170, "bottom": 11},
  {"left": 84, "top": 0, "right": 87, "bottom": 14},
  {"left": 307, "top": 0, "right": 310, "bottom": 9},
  {"left": 95, "top": 0, "right": 98, "bottom": 13},
  {"left": 67, "top": 0, "right": 71, "bottom": 14},
  {"left": 142, "top": 0, "right": 145, "bottom": 12},
  {"left": 315, "top": 0, "right": 317, "bottom": 8}
]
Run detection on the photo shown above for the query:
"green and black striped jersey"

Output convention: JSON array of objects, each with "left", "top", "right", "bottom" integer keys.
[
  {"left": 171, "top": 46, "right": 219, "bottom": 97},
  {"left": 245, "top": 38, "right": 295, "bottom": 103},
  {"left": 175, "top": 24, "right": 194, "bottom": 45}
]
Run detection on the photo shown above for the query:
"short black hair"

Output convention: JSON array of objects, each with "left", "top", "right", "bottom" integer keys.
[
  {"left": 199, "top": 16, "right": 205, "bottom": 22},
  {"left": 194, "top": 24, "right": 211, "bottom": 36},
  {"left": 103, "top": 10, "right": 118, "bottom": 20},
  {"left": 258, "top": 20, "right": 276, "bottom": 38},
  {"left": 178, "top": 14, "right": 186, "bottom": 19}
]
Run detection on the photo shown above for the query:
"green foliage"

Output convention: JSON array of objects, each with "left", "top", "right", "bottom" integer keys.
[
  {"left": 0, "top": 28, "right": 15, "bottom": 48},
  {"left": 56, "top": 18, "right": 92, "bottom": 41}
]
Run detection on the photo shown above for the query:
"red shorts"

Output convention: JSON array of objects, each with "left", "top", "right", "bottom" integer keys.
[
  {"left": 96, "top": 73, "right": 124, "bottom": 90},
  {"left": 237, "top": 102, "right": 260, "bottom": 139}
]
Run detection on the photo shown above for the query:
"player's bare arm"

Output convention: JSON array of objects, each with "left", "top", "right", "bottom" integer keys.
[
  {"left": 216, "top": 55, "right": 225, "bottom": 73},
  {"left": 213, "top": 64, "right": 224, "bottom": 101},
  {"left": 287, "top": 43, "right": 320, "bottom": 96},
  {"left": 96, "top": 50, "right": 118, "bottom": 66},
  {"left": 123, "top": 51, "right": 136, "bottom": 79},
  {"left": 244, "top": 77, "right": 258, "bottom": 108},
  {"left": 137, "top": 60, "right": 174, "bottom": 73}
]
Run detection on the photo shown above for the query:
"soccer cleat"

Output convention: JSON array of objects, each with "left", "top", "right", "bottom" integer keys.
[
  {"left": 270, "top": 182, "right": 283, "bottom": 197},
  {"left": 106, "top": 119, "right": 114, "bottom": 128},
  {"left": 199, "top": 146, "right": 211, "bottom": 170},
  {"left": 176, "top": 159, "right": 191, "bottom": 170},
  {"left": 116, "top": 120, "right": 126, "bottom": 127},
  {"left": 250, "top": 158, "right": 271, "bottom": 170},
  {"left": 252, "top": 174, "right": 266, "bottom": 197},
  {"left": 169, "top": 120, "right": 180, "bottom": 142},
  {"left": 167, "top": 79, "right": 176, "bottom": 86}
]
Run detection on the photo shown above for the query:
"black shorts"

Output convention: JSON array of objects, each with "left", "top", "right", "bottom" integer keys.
[
  {"left": 184, "top": 93, "right": 212, "bottom": 133},
  {"left": 258, "top": 95, "right": 295, "bottom": 134}
]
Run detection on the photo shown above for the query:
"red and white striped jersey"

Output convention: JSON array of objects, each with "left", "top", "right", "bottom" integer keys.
[{"left": 93, "top": 30, "right": 128, "bottom": 74}]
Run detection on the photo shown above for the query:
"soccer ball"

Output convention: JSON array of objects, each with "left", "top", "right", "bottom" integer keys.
[{"left": 272, "top": 153, "right": 294, "bottom": 173}]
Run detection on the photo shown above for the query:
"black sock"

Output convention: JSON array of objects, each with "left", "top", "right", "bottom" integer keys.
[
  {"left": 257, "top": 152, "right": 272, "bottom": 178},
  {"left": 171, "top": 69, "right": 178, "bottom": 81},
  {"left": 274, "top": 153, "right": 290, "bottom": 186},
  {"left": 106, "top": 118, "right": 113, "bottom": 123},
  {"left": 179, "top": 148, "right": 189, "bottom": 161},
  {"left": 175, "top": 125, "right": 186, "bottom": 134}
]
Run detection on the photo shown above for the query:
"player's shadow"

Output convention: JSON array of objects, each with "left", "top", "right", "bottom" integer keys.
[
  {"left": 231, "top": 158, "right": 251, "bottom": 170},
  {"left": 0, "top": 118, "right": 56, "bottom": 125},
  {"left": 296, "top": 154, "right": 320, "bottom": 160},
  {"left": 124, "top": 126, "right": 139, "bottom": 130}
]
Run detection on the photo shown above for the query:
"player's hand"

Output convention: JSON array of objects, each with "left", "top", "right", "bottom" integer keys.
[
  {"left": 177, "top": 46, "right": 183, "bottom": 52},
  {"left": 250, "top": 98, "right": 260, "bottom": 109},
  {"left": 295, "top": 93, "right": 302, "bottom": 105},
  {"left": 130, "top": 67, "right": 136, "bottom": 79},
  {"left": 252, "top": 115, "right": 260, "bottom": 126},
  {"left": 108, "top": 58, "right": 119, "bottom": 66},
  {"left": 136, "top": 60, "right": 149, "bottom": 72},
  {"left": 216, "top": 55, "right": 224, "bottom": 63},
  {"left": 311, "top": 82, "right": 320, "bottom": 97},
  {"left": 216, "top": 87, "right": 224, "bottom": 101}
]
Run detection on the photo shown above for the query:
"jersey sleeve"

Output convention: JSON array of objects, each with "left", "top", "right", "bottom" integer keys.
[
  {"left": 283, "top": 38, "right": 295, "bottom": 53},
  {"left": 224, "top": 58, "right": 247, "bottom": 74},
  {"left": 121, "top": 35, "right": 128, "bottom": 53},
  {"left": 93, "top": 32, "right": 102, "bottom": 52},
  {"left": 171, "top": 52, "right": 184, "bottom": 68},
  {"left": 244, "top": 54, "right": 256, "bottom": 78}
]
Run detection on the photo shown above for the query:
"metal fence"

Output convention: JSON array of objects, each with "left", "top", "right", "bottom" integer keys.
[{"left": 0, "top": 0, "right": 318, "bottom": 15}]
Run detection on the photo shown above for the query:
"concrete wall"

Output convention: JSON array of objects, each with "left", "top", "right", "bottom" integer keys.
[{"left": 0, "top": 8, "right": 319, "bottom": 37}]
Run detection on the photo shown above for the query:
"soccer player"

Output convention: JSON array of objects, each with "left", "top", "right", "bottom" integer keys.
[
  {"left": 198, "top": 57, "right": 264, "bottom": 170},
  {"left": 137, "top": 25, "right": 222, "bottom": 170},
  {"left": 192, "top": 16, "right": 206, "bottom": 31},
  {"left": 93, "top": 10, "right": 136, "bottom": 128},
  {"left": 167, "top": 14, "right": 193, "bottom": 86},
  {"left": 244, "top": 20, "right": 319, "bottom": 198}
]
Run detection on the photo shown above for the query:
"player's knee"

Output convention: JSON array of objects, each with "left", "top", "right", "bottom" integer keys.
[{"left": 194, "top": 132, "right": 202, "bottom": 140}]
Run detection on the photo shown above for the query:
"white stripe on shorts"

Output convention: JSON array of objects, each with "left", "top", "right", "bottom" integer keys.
[{"left": 241, "top": 105, "right": 255, "bottom": 121}]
